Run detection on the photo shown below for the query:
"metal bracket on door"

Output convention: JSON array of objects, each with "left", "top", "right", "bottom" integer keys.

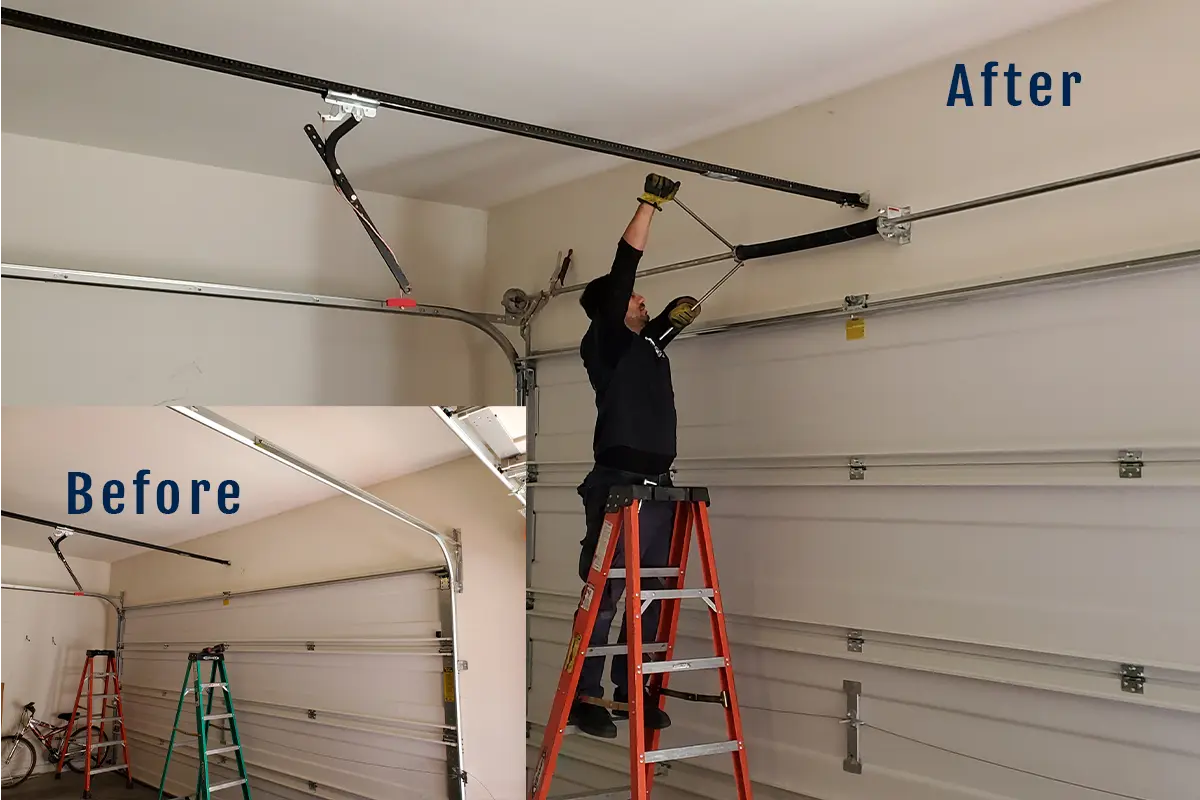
[
  {"left": 847, "top": 630, "right": 865, "bottom": 652},
  {"left": 842, "top": 680, "right": 863, "bottom": 774},
  {"left": 1120, "top": 663, "right": 1146, "bottom": 694},
  {"left": 1118, "top": 449, "right": 1143, "bottom": 479},
  {"left": 848, "top": 458, "right": 867, "bottom": 481},
  {"left": 876, "top": 206, "right": 912, "bottom": 244}
]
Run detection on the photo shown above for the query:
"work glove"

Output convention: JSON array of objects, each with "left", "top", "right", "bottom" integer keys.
[
  {"left": 643, "top": 295, "right": 701, "bottom": 351},
  {"left": 638, "top": 173, "right": 680, "bottom": 209},
  {"left": 665, "top": 295, "right": 700, "bottom": 328}
]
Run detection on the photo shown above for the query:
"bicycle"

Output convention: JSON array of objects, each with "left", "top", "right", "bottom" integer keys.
[{"left": 1, "top": 701, "right": 108, "bottom": 788}]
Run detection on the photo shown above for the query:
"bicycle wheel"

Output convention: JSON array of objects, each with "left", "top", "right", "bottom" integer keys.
[
  {"left": 64, "top": 726, "right": 105, "bottom": 773},
  {"left": 0, "top": 736, "right": 36, "bottom": 788}
]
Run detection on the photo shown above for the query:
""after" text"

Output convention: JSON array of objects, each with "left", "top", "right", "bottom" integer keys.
[{"left": 948, "top": 62, "right": 1082, "bottom": 107}]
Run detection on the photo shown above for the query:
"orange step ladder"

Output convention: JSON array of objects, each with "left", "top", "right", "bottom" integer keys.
[
  {"left": 528, "top": 484, "right": 752, "bottom": 800},
  {"left": 56, "top": 649, "right": 133, "bottom": 798}
]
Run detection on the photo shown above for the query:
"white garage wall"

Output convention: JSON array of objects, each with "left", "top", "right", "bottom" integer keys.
[
  {"left": 483, "top": 0, "right": 1200, "bottom": 398},
  {"left": 0, "top": 133, "right": 500, "bottom": 405},
  {"left": 0, "top": 543, "right": 115, "bottom": 771},
  {"left": 108, "top": 456, "right": 525, "bottom": 800}
]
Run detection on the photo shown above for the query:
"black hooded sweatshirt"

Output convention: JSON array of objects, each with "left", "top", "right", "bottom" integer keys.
[{"left": 579, "top": 238, "right": 677, "bottom": 476}]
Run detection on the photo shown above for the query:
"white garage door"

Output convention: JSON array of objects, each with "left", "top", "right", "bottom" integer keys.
[
  {"left": 120, "top": 569, "right": 456, "bottom": 800},
  {"left": 526, "top": 257, "right": 1200, "bottom": 800}
]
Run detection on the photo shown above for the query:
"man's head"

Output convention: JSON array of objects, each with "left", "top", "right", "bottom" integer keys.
[{"left": 580, "top": 275, "right": 650, "bottom": 332}]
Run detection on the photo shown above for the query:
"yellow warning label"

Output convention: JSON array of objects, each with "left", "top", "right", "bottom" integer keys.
[
  {"left": 443, "top": 669, "right": 455, "bottom": 703},
  {"left": 563, "top": 633, "right": 583, "bottom": 674},
  {"left": 222, "top": 598, "right": 230, "bottom": 606},
  {"left": 846, "top": 317, "right": 865, "bottom": 340}
]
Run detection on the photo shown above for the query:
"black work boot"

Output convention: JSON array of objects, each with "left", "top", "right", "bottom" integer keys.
[
  {"left": 611, "top": 688, "right": 672, "bottom": 730},
  {"left": 568, "top": 699, "right": 617, "bottom": 739}
]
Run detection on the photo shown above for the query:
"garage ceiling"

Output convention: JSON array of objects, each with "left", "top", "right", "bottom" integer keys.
[
  {"left": 0, "top": 0, "right": 1107, "bottom": 208},
  {"left": 0, "top": 406, "right": 483, "bottom": 562}
]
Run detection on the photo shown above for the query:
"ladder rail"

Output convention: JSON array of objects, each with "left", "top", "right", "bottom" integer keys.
[
  {"left": 694, "top": 501, "right": 752, "bottom": 791},
  {"left": 529, "top": 508, "right": 627, "bottom": 800},
  {"left": 624, "top": 502, "right": 649, "bottom": 799},
  {"left": 217, "top": 658, "right": 254, "bottom": 800}
]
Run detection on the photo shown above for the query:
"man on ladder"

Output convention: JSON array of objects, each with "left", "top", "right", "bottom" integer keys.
[{"left": 569, "top": 174, "right": 701, "bottom": 739}]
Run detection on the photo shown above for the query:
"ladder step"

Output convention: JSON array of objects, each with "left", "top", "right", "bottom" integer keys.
[
  {"left": 89, "top": 740, "right": 126, "bottom": 750},
  {"left": 607, "top": 567, "right": 679, "bottom": 579},
  {"left": 584, "top": 642, "right": 667, "bottom": 658},
  {"left": 640, "top": 588, "right": 714, "bottom": 601},
  {"left": 89, "top": 764, "right": 129, "bottom": 776},
  {"left": 550, "top": 789, "right": 630, "bottom": 800},
  {"left": 203, "top": 713, "right": 233, "bottom": 721},
  {"left": 85, "top": 694, "right": 120, "bottom": 699},
  {"left": 201, "top": 683, "right": 228, "bottom": 689},
  {"left": 209, "top": 779, "right": 247, "bottom": 792},
  {"left": 206, "top": 745, "right": 241, "bottom": 756},
  {"left": 89, "top": 715, "right": 123, "bottom": 723},
  {"left": 641, "top": 656, "right": 726, "bottom": 675},
  {"left": 644, "top": 739, "right": 741, "bottom": 764}
]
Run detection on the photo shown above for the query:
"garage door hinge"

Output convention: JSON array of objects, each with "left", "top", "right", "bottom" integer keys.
[
  {"left": 843, "top": 295, "right": 869, "bottom": 313},
  {"left": 443, "top": 730, "right": 458, "bottom": 745},
  {"left": 1118, "top": 449, "right": 1143, "bottom": 479},
  {"left": 1120, "top": 664, "right": 1146, "bottom": 694},
  {"left": 527, "top": 464, "right": 539, "bottom": 484},
  {"left": 307, "top": 781, "right": 319, "bottom": 793},
  {"left": 305, "top": 641, "right": 316, "bottom": 651},
  {"left": 307, "top": 709, "right": 317, "bottom": 720},
  {"left": 526, "top": 591, "right": 536, "bottom": 611},
  {"left": 848, "top": 458, "right": 867, "bottom": 480},
  {"left": 847, "top": 630, "right": 865, "bottom": 652}
]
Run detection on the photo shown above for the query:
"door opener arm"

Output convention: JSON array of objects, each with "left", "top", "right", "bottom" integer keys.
[{"left": 304, "top": 94, "right": 413, "bottom": 294}]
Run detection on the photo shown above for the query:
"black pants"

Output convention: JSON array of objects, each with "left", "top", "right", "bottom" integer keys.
[{"left": 575, "top": 464, "right": 675, "bottom": 701}]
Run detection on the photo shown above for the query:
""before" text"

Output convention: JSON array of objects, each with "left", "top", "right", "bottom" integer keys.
[{"left": 68, "top": 470, "right": 241, "bottom": 515}]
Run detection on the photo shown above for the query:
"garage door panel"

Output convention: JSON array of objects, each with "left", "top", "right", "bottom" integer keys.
[
  {"left": 122, "top": 571, "right": 450, "bottom": 800},
  {"left": 531, "top": 482, "right": 1199, "bottom": 667},
  {"left": 528, "top": 611, "right": 1200, "bottom": 800},
  {"left": 527, "top": 261, "right": 1200, "bottom": 799},
  {"left": 534, "top": 265, "right": 1200, "bottom": 466}
]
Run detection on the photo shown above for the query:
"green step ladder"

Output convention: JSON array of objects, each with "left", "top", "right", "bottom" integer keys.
[{"left": 158, "top": 644, "right": 252, "bottom": 800}]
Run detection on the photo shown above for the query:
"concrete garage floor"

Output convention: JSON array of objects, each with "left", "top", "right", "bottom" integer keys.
[{"left": 5, "top": 772, "right": 159, "bottom": 800}]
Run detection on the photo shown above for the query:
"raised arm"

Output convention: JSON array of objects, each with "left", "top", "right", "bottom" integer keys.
[{"left": 593, "top": 174, "right": 680, "bottom": 325}]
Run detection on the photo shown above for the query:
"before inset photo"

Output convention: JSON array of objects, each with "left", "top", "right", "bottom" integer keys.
[{"left": 1, "top": 406, "right": 527, "bottom": 800}]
